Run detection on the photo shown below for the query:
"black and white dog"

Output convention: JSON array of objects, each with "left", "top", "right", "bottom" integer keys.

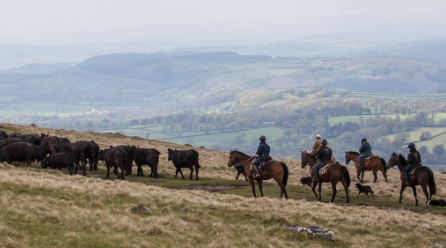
[
  {"left": 355, "top": 182, "right": 374, "bottom": 199},
  {"left": 300, "top": 177, "right": 312, "bottom": 187},
  {"left": 427, "top": 199, "right": 446, "bottom": 206}
]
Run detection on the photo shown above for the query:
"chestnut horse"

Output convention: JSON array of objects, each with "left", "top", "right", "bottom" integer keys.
[
  {"left": 301, "top": 151, "right": 350, "bottom": 203},
  {"left": 227, "top": 150, "right": 289, "bottom": 199},
  {"left": 386, "top": 152, "right": 436, "bottom": 206},
  {"left": 344, "top": 151, "right": 387, "bottom": 183}
]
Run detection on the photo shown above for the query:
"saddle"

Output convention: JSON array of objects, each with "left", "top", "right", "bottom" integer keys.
[
  {"left": 409, "top": 164, "right": 422, "bottom": 176},
  {"left": 260, "top": 157, "right": 273, "bottom": 170},
  {"left": 355, "top": 154, "right": 375, "bottom": 162},
  {"left": 319, "top": 162, "right": 335, "bottom": 176}
]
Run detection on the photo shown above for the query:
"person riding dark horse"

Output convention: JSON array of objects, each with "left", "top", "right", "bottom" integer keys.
[
  {"left": 359, "top": 138, "right": 372, "bottom": 169},
  {"left": 252, "top": 136, "right": 270, "bottom": 180},
  {"left": 312, "top": 139, "right": 332, "bottom": 182},
  {"left": 403, "top": 143, "right": 421, "bottom": 187}
]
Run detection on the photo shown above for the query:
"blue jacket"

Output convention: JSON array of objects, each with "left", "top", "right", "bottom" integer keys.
[
  {"left": 359, "top": 142, "right": 372, "bottom": 158},
  {"left": 256, "top": 142, "right": 270, "bottom": 160}
]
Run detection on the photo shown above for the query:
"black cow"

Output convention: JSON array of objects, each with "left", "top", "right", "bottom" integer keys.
[
  {"left": 74, "top": 141, "right": 96, "bottom": 172},
  {"left": 233, "top": 164, "right": 247, "bottom": 181},
  {"left": 116, "top": 145, "right": 136, "bottom": 175},
  {"left": 0, "top": 142, "right": 35, "bottom": 166},
  {"left": 41, "top": 136, "right": 59, "bottom": 154},
  {"left": 20, "top": 134, "right": 42, "bottom": 145},
  {"left": 0, "top": 131, "right": 7, "bottom": 139},
  {"left": 167, "top": 148, "right": 200, "bottom": 180},
  {"left": 41, "top": 152, "right": 74, "bottom": 175},
  {"left": 0, "top": 139, "right": 8, "bottom": 151},
  {"left": 33, "top": 145, "right": 48, "bottom": 162},
  {"left": 56, "top": 143, "right": 86, "bottom": 175},
  {"left": 104, "top": 147, "right": 127, "bottom": 180},
  {"left": 8, "top": 133, "right": 21, "bottom": 138},
  {"left": 7, "top": 138, "right": 22, "bottom": 145},
  {"left": 133, "top": 147, "right": 160, "bottom": 178},
  {"left": 58, "top": 138, "right": 71, "bottom": 145},
  {"left": 90, "top": 141, "right": 100, "bottom": 171}
]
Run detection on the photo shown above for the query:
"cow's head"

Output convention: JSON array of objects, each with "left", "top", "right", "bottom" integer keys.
[
  {"left": 167, "top": 148, "right": 174, "bottom": 161},
  {"left": 41, "top": 158, "right": 49, "bottom": 169}
]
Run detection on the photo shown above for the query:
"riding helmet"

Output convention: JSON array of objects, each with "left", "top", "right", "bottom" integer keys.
[
  {"left": 408, "top": 143, "right": 415, "bottom": 149},
  {"left": 259, "top": 136, "right": 266, "bottom": 142},
  {"left": 361, "top": 138, "right": 367, "bottom": 144},
  {"left": 322, "top": 139, "right": 328, "bottom": 145}
]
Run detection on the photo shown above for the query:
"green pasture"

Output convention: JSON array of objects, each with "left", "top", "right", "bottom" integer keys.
[
  {"left": 351, "top": 91, "right": 446, "bottom": 102},
  {"left": 383, "top": 127, "right": 446, "bottom": 144},
  {"left": 416, "top": 132, "right": 446, "bottom": 152}
]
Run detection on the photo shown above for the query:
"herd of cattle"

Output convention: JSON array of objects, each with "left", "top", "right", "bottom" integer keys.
[{"left": 0, "top": 131, "right": 201, "bottom": 180}]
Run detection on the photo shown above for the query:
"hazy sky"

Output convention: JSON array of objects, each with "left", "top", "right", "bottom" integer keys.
[{"left": 1, "top": 0, "right": 445, "bottom": 44}]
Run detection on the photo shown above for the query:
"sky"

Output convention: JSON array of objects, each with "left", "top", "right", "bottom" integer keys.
[{"left": 1, "top": 0, "right": 446, "bottom": 45}]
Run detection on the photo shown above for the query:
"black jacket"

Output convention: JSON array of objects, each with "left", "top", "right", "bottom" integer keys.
[
  {"left": 407, "top": 149, "right": 421, "bottom": 165},
  {"left": 317, "top": 145, "right": 332, "bottom": 161},
  {"left": 256, "top": 142, "right": 270, "bottom": 160}
]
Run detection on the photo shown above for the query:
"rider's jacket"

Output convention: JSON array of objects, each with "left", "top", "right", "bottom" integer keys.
[
  {"left": 256, "top": 142, "right": 270, "bottom": 161},
  {"left": 407, "top": 149, "right": 421, "bottom": 165},
  {"left": 317, "top": 145, "right": 332, "bottom": 161},
  {"left": 359, "top": 142, "right": 372, "bottom": 158}
]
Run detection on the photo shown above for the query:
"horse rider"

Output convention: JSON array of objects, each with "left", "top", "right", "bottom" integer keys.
[
  {"left": 359, "top": 138, "right": 372, "bottom": 169},
  {"left": 252, "top": 136, "right": 270, "bottom": 180},
  {"left": 311, "top": 134, "right": 322, "bottom": 157},
  {"left": 403, "top": 143, "right": 421, "bottom": 186},
  {"left": 312, "top": 139, "right": 332, "bottom": 182}
]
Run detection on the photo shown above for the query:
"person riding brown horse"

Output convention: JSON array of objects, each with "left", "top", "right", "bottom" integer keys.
[
  {"left": 252, "top": 136, "right": 270, "bottom": 180},
  {"left": 345, "top": 151, "right": 387, "bottom": 183},
  {"left": 301, "top": 150, "right": 351, "bottom": 203},
  {"left": 312, "top": 139, "right": 332, "bottom": 183},
  {"left": 227, "top": 150, "right": 289, "bottom": 199},
  {"left": 386, "top": 152, "right": 436, "bottom": 206},
  {"left": 402, "top": 143, "right": 421, "bottom": 187}
]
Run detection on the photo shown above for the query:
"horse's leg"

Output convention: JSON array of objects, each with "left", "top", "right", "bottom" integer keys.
[
  {"left": 356, "top": 170, "right": 361, "bottom": 182},
  {"left": 249, "top": 179, "right": 256, "bottom": 198},
  {"left": 342, "top": 179, "right": 349, "bottom": 203},
  {"left": 412, "top": 186, "right": 418, "bottom": 206},
  {"left": 361, "top": 170, "right": 364, "bottom": 183},
  {"left": 318, "top": 182, "right": 322, "bottom": 202},
  {"left": 399, "top": 184, "right": 406, "bottom": 203},
  {"left": 312, "top": 181, "right": 318, "bottom": 199},
  {"left": 258, "top": 180, "right": 264, "bottom": 197},
  {"left": 330, "top": 181, "right": 337, "bottom": 203},
  {"left": 373, "top": 171, "right": 378, "bottom": 183},
  {"left": 422, "top": 185, "right": 429, "bottom": 205},
  {"left": 381, "top": 167, "right": 388, "bottom": 183}
]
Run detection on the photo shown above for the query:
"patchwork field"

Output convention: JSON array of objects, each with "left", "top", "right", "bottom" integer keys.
[{"left": 1, "top": 123, "right": 446, "bottom": 247}]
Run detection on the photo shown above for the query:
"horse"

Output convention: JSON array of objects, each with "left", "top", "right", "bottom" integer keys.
[
  {"left": 301, "top": 151, "right": 350, "bottom": 203},
  {"left": 227, "top": 150, "right": 289, "bottom": 199},
  {"left": 344, "top": 151, "right": 387, "bottom": 183},
  {"left": 386, "top": 152, "right": 436, "bottom": 206}
]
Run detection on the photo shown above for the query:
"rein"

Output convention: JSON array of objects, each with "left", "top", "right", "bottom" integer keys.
[{"left": 230, "top": 153, "right": 256, "bottom": 168}]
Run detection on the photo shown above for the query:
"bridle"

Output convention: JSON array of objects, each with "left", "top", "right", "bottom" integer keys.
[{"left": 229, "top": 152, "right": 255, "bottom": 167}]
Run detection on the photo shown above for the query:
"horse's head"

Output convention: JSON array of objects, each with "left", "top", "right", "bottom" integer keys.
[
  {"left": 227, "top": 150, "right": 237, "bottom": 167},
  {"left": 345, "top": 151, "right": 352, "bottom": 165},
  {"left": 386, "top": 152, "right": 398, "bottom": 169},
  {"left": 301, "top": 151, "right": 308, "bottom": 169}
]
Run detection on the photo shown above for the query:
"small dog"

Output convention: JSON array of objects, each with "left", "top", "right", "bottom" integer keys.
[
  {"left": 355, "top": 182, "right": 374, "bottom": 199},
  {"left": 300, "top": 177, "right": 312, "bottom": 187},
  {"left": 427, "top": 199, "right": 446, "bottom": 206}
]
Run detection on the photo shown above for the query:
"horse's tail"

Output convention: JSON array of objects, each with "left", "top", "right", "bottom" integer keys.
[
  {"left": 280, "top": 162, "right": 289, "bottom": 187},
  {"left": 341, "top": 165, "right": 351, "bottom": 187},
  {"left": 380, "top": 158, "right": 387, "bottom": 173},
  {"left": 427, "top": 168, "right": 437, "bottom": 196}
]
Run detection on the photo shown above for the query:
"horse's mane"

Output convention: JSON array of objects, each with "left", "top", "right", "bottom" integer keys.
[
  {"left": 398, "top": 154, "right": 407, "bottom": 164},
  {"left": 233, "top": 150, "right": 253, "bottom": 157},
  {"left": 346, "top": 151, "right": 359, "bottom": 155}
]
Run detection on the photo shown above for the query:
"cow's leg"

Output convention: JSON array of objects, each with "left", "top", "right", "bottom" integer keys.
[
  {"left": 195, "top": 165, "right": 199, "bottom": 180},
  {"left": 175, "top": 168, "right": 179, "bottom": 178},
  {"left": 89, "top": 159, "right": 93, "bottom": 172},
  {"left": 105, "top": 164, "right": 110, "bottom": 179},
  {"left": 243, "top": 172, "right": 248, "bottom": 181},
  {"left": 189, "top": 166, "right": 194, "bottom": 180},
  {"left": 120, "top": 165, "right": 125, "bottom": 180},
  {"left": 82, "top": 161, "right": 86, "bottom": 176},
  {"left": 178, "top": 168, "right": 185, "bottom": 179}
]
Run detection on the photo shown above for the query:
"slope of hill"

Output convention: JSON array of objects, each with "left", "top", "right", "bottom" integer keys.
[{"left": 1, "top": 123, "right": 446, "bottom": 247}]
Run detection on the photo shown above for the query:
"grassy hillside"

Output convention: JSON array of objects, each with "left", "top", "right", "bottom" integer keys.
[{"left": 1, "top": 123, "right": 446, "bottom": 247}]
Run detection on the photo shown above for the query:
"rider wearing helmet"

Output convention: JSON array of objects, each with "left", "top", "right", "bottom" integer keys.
[
  {"left": 252, "top": 136, "right": 270, "bottom": 180},
  {"left": 403, "top": 143, "right": 421, "bottom": 186},
  {"left": 359, "top": 138, "right": 372, "bottom": 169},
  {"left": 312, "top": 139, "right": 332, "bottom": 182}
]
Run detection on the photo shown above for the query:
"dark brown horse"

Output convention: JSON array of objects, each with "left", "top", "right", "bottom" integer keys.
[
  {"left": 386, "top": 152, "right": 436, "bottom": 206},
  {"left": 227, "top": 150, "right": 289, "bottom": 199},
  {"left": 301, "top": 151, "right": 350, "bottom": 203},
  {"left": 344, "top": 151, "right": 387, "bottom": 183}
]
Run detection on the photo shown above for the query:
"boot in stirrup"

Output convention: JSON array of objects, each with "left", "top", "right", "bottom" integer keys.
[
  {"left": 403, "top": 174, "right": 411, "bottom": 187},
  {"left": 253, "top": 165, "right": 261, "bottom": 180}
]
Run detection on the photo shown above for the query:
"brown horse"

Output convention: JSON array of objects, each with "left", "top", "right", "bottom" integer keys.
[
  {"left": 300, "top": 151, "right": 350, "bottom": 203},
  {"left": 344, "top": 151, "right": 388, "bottom": 183},
  {"left": 227, "top": 150, "right": 289, "bottom": 199},
  {"left": 386, "top": 152, "right": 436, "bottom": 206}
]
